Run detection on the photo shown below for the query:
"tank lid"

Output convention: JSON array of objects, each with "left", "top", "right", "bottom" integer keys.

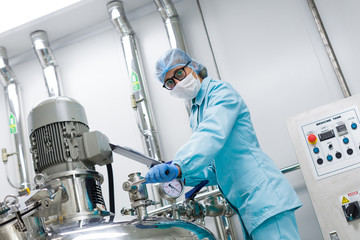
[{"left": 28, "top": 96, "right": 88, "bottom": 133}]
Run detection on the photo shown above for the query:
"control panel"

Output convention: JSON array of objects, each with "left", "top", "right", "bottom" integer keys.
[
  {"left": 287, "top": 95, "right": 360, "bottom": 240},
  {"left": 301, "top": 107, "right": 360, "bottom": 180}
]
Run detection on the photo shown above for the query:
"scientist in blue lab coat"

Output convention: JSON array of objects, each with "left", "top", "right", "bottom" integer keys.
[{"left": 145, "top": 48, "right": 303, "bottom": 240}]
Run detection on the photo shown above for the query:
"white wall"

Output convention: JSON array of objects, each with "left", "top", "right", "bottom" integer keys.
[{"left": 1, "top": 0, "right": 360, "bottom": 239}]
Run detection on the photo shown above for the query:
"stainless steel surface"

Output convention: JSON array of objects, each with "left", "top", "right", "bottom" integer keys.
[
  {"left": 280, "top": 163, "right": 300, "bottom": 174},
  {"left": 153, "top": 0, "right": 187, "bottom": 51},
  {"left": 30, "top": 30, "right": 63, "bottom": 97},
  {"left": 110, "top": 143, "right": 162, "bottom": 167},
  {"left": 307, "top": 0, "right": 351, "bottom": 98},
  {"left": 107, "top": 0, "right": 164, "bottom": 209},
  {"left": 207, "top": 185, "right": 234, "bottom": 240},
  {"left": 153, "top": 0, "right": 192, "bottom": 115},
  {"left": 47, "top": 216, "right": 216, "bottom": 240},
  {"left": 0, "top": 195, "right": 45, "bottom": 240},
  {"left": 46, "top": 170, "right": 108, "bottom": 222},
  {"left": 107, "top": 1, "right": 162, "bottom": 162},
  {"left": 123, "top": 173, "right": 150, "bottom": 220},
  {"left": 213, "top": 216, "right": 226, "bottom": 240},
  {"left": 122, "top": 178, "right": 146, "bottom": 191},
  {"left": 0, "top": 46, "right": 30, "bottom": 189}
]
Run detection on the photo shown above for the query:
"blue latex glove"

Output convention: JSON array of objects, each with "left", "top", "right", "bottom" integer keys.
[{"left": 145, "top": 163, "right": 179, "bottom": 183}]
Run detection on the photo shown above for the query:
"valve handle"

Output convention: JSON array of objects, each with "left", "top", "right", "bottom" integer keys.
[{"left": 185, "top": 180, "right": 209, "bottom": 200}]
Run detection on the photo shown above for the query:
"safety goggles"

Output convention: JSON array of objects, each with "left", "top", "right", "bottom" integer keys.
[{"left": 163, "top": 61, "right": 191, "bottom": 90}]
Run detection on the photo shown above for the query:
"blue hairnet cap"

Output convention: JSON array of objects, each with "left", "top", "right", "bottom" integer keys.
[{"left": 155, "top": 48, "right": 205, "bottom": 84}]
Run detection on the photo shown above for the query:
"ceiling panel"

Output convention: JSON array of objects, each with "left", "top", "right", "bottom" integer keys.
[{"left": 0, "top": 0, "right": 154, "bottom": 59}]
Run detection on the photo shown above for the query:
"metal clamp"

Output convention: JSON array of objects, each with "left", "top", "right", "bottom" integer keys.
[{"left": 4, "top": 195, "right": 26, "bottom": 232}]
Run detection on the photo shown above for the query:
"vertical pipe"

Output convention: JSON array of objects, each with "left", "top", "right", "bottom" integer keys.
[
  {"left": 196, "top": 0, "right": 221, "bottom": 80},
  {"left": 307, "top": 0, "right": 351, "bottom": 98},
  {"left": 30, "top": 30, "right": 63, "bottom": 97},
  {"left": 107, "top": 0, "right": 162, "bottom": 162},
  {"left": 153, "top": 0, "right": 192, "bottom": 115},
  {"left": 107, "top": 1, "right": 164, "bottom": 207},
  {"left": 153, "top": 0, "right": 187, "bottom": 52},
  {"left": 0, "top": 47, "right": 30, "bottom": 189}
]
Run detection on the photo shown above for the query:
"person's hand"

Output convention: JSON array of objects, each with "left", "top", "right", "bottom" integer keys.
[{"left": 145, "top": 163, "right": 179, "bottom": 183}]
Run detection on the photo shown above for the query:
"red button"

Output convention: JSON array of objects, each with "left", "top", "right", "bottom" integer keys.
[{"left": 308, "top": 134, "right": 317, "bottom": 144}]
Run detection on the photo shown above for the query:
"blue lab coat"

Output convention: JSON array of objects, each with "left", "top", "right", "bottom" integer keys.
[{"left": 172, "top": 77, "right": 302, "bottom": 235}]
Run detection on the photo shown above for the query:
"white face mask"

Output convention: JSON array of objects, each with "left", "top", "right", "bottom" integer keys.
[{"left": 169, "top": 72, "right": 201, "bottom": 99}]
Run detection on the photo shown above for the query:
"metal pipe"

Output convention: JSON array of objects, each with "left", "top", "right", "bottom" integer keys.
[
  {"left": 280, "top": 163, "right": 300, "bottom": 174},
  {"left": 107, "top": 0, "right": 164, "bottom": 208},
  {"left": 196, "top": 0, "right": 221, "bottom": 80},
  {"left": 307, "top": 0, "right": 351, "bottom": 98},
  {"left": 107, "top": 0, "right": 162, "bottom": 162},
  {"left": 153, "top": 0, "right": 187, "bottom": 51},
  {"left": 0, "top": 46, "right": 30, "bottom": 189},
  {"left": 30, "top": 30, "right": 63, "bottom": 97},
  {"left": 208, "top": 185, "right": 232, "bottom": 240},
  {"left": 153, "top": 0, "right": 192, "bottom": 115}
]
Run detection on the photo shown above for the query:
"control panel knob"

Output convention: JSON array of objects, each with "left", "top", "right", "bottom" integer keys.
[
  {"left": 317, "top": 158, "right": 323, "bottom": 165},
  {"left": 335, "top": 152, "right": 342, "bottom": 159},
  {"left": 343, "top": 137, "right": 349, "bottom": 144},
  {"left": 327, "top": 155, "right": 333, "bottom": 161},
  {"left": 351, "top": 123, "right": 358, "bottom": 130},
  {"left": 345, "top": 203, "right": 359, "bottom": 221},
  {"left": 308, "top": 134, "right": 317, "bottom": 145},
  {"left": 347, "top": 148, "right": 354, "bottom": 155}
]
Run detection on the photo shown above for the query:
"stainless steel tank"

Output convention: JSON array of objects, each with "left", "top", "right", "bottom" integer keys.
[
  {"left": 44, "top": 216, "right": 214, "bottom": 239},
  {"left": 24, "top": 96, "right": 215, "bottom": 240},
  {"left": 0, "top": 194, "right": 46, "bottom": 240}
]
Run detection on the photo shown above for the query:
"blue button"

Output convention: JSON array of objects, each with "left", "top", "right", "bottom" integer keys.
[
  {"left": 313, "top": 147, "right": 320, "bottom": 154},
  {"left": 327, "top": 155, "right": 333, "bottom": 161},
  {"left": 343, "top": 137, "right": 349, "bottom": 144},
  {"left": 351, "top": 123, "right": 358, "bottom": 130}
]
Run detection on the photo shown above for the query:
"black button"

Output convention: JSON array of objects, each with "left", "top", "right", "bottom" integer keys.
[
  {"left": 317, "top": 158, "right": 323, "bottom": 165},
  {"left": 328, "top": 144, "right": 333, "bottom": 150},
  {"left": 347, "top": 149, "right": 354, "bottom": 155},
  {"left": 335, "top": 152, "right": 342, "bottom": 159}
]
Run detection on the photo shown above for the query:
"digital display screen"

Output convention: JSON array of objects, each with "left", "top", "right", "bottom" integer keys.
[
  {"left": 318, "top": 130, "right": 335, "bottom": 142},
  {"left": 336, "top": 124, "right": 348, "bottom": 136}
]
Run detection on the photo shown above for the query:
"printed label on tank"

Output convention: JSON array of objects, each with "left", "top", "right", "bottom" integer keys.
[
  {"left": 131, "top": 71, "right": 141, "bottom": 92},
  {"left": 9, "top": 113, "right": 17, "bottom": 134},
  {"left": 301, "top": 107, "right": 360, "bottom": 180}
]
